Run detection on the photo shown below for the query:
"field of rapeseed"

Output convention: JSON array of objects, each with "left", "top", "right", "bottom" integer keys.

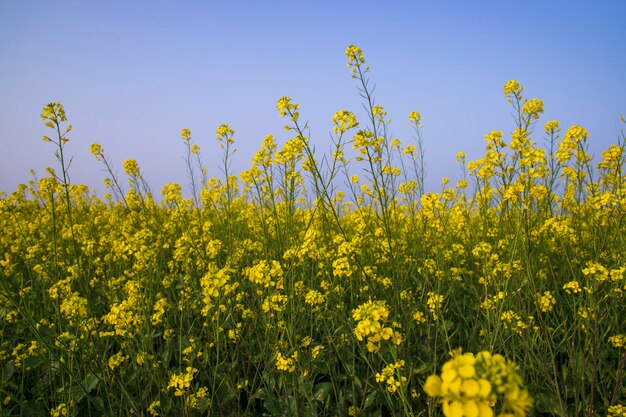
[{"left": 1, "top": 45, "right": 625, "bottom": 417}]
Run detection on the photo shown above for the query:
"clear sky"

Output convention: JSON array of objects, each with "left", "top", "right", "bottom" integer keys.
[{"left": 1, "top": 1, "right": 625, "bottom": 196}]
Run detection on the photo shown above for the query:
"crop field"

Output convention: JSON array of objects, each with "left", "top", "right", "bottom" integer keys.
[{"left": 1, "top": 46, "right": 625, "bottom": 417}]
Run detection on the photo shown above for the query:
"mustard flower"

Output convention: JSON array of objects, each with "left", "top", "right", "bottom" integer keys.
[
  {"left": 147, "top": 400, "right": 160, "bottom": 416},
  {"left": 563, "top": 280, "right": 581, "bottom": 294},
  {"left": 376, "top": 360, "right": 407, "bottom": 393},
  {"left": 89, "top": 143, "right": 103, "bottom": 160},
  {"left": 216, "top": 123, "right": 235, "bottom": 145},
  {"left": 427, "top": 292, "right": 444, "bottom": 320},
  {"left": 345, "top": 44, "right": 365, "bottom": 66},
  {"left": 608, "top": 404, "right": 626, "bottom": 417},
  {"left": 276, "top": 351, "right": 298, "bottom": 372},
  {"left": 304, "top": 289, "right": 325, "bottom": 307},
  {"left": 522, "top": 98, "right": 544, "bottom": 120},
  {"left": 608, "top": 334, "right": 626, "bottom": 349},
  {"left": 409, "top": 111, "right": 422, "bottom": 126},
  {"left": 123, "top": 159, "right": 140, "bottom": 176},
  {"left": 503, "top": 80, "right": 524, "bottom": 99},
  {"left": 50, "top": 402, "right": 70, "bottom": 417},
  {"left": 536, "top": 291, "right": 556, "bottom": 313},
  {"left": 544, "top": 120, "right": 560, "bottom": 135},
  {"left": 425, "top": 350, "right": 532, "bottom": 417},
  {"left": 167, "top": 366, "right": 197, "bottom": 396},
  {"left": 332, "top": 109, "right": 359, "bottom": 134},
  {"left": 276, "top": 96, "right": 300, "bottom": 122}
]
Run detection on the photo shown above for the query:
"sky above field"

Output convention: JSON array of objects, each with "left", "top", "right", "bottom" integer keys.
[{"left": 1, "top": 1, "right": 625, "bottom": 196}]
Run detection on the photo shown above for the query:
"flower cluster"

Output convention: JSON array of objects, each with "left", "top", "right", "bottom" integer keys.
[
  {"left": 332, "top": 110, "right": 359, "bottom": 134},
  {"left": 275, "top": 351, "right": 298, "bottom": 372},
  {"left": 345, "top": 44, "right": 366, "bottom": 77},
  {"left": 375, "top": 360, "right": 407, "bottom": 393},
  {"left": 200, "top": 265, "right": 231, "bottom": 314},
  {"left": 608, "top": 405, "right": 626, "bottom": 417},
  {"left": 408, "top": 111, "right": 422, "bottom": 127},
  {"left": 521, "top": 98, "right": 544, "bottom": 120},
  {"left": 167, "top": 366, "right": 197, "bottom": 397},
  {"left": 427, "top": 292, "right": 444, "bottom": 320},
  {"left": 276, "top": 96, "right": 300, "bottom": 124},
  {"left": 424, "top": 350, "right": 532, "bottom": 417},
  {"left": 609, "top": 335, "right": 626, "bottom": 349},
  {"left": 563, "top": 280, "right": 582, "bottom": 294},
  {"left": 246, "top": 259, "right": 283, "bottom": 289},
  {"left": 536, "top": 291, "right": 556, "bottom": 313},
  {"left": 352, "top": 300, "right": 402, "bottom": 352},
  {"left": 503, "top": 80, "right": 523, "bottom": 97}
]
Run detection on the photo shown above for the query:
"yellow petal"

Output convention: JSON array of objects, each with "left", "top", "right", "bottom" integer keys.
[
  {"left": 464, "top": 400, "right": 479, "bottom": 417},
  {"left": 462, "top": 379, "right": 480, "bottom": 397},
  {"left": 423, "top": 375, "right": 442, "bottom": 397}
]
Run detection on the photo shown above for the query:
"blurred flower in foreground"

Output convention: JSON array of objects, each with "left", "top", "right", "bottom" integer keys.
[{"left": 424, "top": 349, "right": 532, "bottom": 417}]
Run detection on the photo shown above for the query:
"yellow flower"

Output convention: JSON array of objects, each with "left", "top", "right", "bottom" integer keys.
[
  {"left": 332, "top": 110, "right": 359, "bottom": 134},
  {"left": 503, "top": 80, "right": 523, "bottom": 97},
  {"left": 544, "top": 120, "right": 560, "bottom": 135},
  {"left": 275, "top": 352, "right": 298, "bottom": 372},
  {"left": 181, "top": 128, "right": 191, "bottom": 141},
  {"left": 522, "top": 98, "right": 544, "bottom": 119},
  {"left": 41, "top": 102, "right": 67, "bottom": 123},
  {"left": 408, "top": 111, "right": 421, "bottom": 126},
  {"left": 427, "top": 292, "right": 444, "bottom": 320},
  {"left": 425, "top": 350, "right": 531, "bottom": 417},
  {"left": 608, "top": 404, "right": 626, "bottom": 417},
  {"left": 147, "top": 400, "right": 160, "bottom": 416},
  {"left": 276, "top": 96, "right": 300, "bottom": 121},
  {"left": 536, "top": 291, "right": 556, "bottom": 313},
  {"left": 424, "top": 375, "right": 442, "bottom": 397},
  {"left": 609, "top": 335, "right": 626, "bottom": 349},
  {"left": 50, "top": 402, "right": 69, "bottom": 417},
  {"left": 345, "top": 44, "right": 365, "bottom": 65},
  {"left": 311, "top": 345, "right": 324, "bottom": 359},
  {"left": 89, "top": 143, "right": 103, "bottom": 160},
  {"left": 123, "top": 159, "right": 140, "bottom": 176},
  {"left": 216, "top": 124, "right": 235, "bottom": 145},
  {"left": 563, "top": 280, "right": 581, "bottom": 294},
  {"left": 304, "top": 289, "right": 325, "bottom": 306},
  {"left": 413, "top": 310, "right": 428, "bottom": 324},
  {"left": 167, "top": 367, "right": 197, "bottom": 396},
  {"left": 375, "top": 360, "right": 407, "bottom": 393}
]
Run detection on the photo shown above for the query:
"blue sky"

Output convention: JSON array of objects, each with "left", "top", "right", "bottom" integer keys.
[{"left": 1, "top": 1, "right": 625, "bottom": 196}]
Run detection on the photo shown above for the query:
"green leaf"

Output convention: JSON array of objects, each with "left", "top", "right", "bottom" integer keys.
[
  {"left": 367, "top": 408, "right": 383, "bottom": 417},
  {"left": 301, "top": 403, "right": 318, "bottom": 417},
  {"left": 252, "top": 387, "right": 269, "bottom": 400},
  {"left": 571, "top": 351, "right": 585, "bottom": 380},
  {"left": 82, "top": 373, "right": 101, "bottom": 393},
  {"left": 253, "top": 388, "right": 282, "bottom": 415},
  {"left": 23, "top": 355, "right": 46, "bottom": 369},
  {"left": 534, "top": 392, "right": 562, "bottom": 414},
  {"left": 413, "top": 361, "right": 431, "bottom": 375},
  {"left": 288, "top": 395, "right": 297, "bottom": 416},
  {"left": 3, "top": 360, "right": 14, "bottom": 382},
  {"left": 70, "top": 373, "right": 101, "bottom": 403},
  {"left": 363, "top": 390, "right": 377, "bottom": 409},
  {"left": 161, "top": 341, "right": 173, "bottom": 366},
  {"left": 313, "top": 382, "right": 332, "bottom": 402},
  {"left": 20, "top": 400, "right": 47, "bottom": 417}
]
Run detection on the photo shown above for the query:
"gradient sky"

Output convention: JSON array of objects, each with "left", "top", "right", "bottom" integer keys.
[{"left": 1, "top": 1, "right": 625, "bottom": 196}]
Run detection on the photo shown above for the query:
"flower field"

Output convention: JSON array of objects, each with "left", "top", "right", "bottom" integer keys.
[{"left": 1, "top": 45, "right": 625, "bottom": 417}]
